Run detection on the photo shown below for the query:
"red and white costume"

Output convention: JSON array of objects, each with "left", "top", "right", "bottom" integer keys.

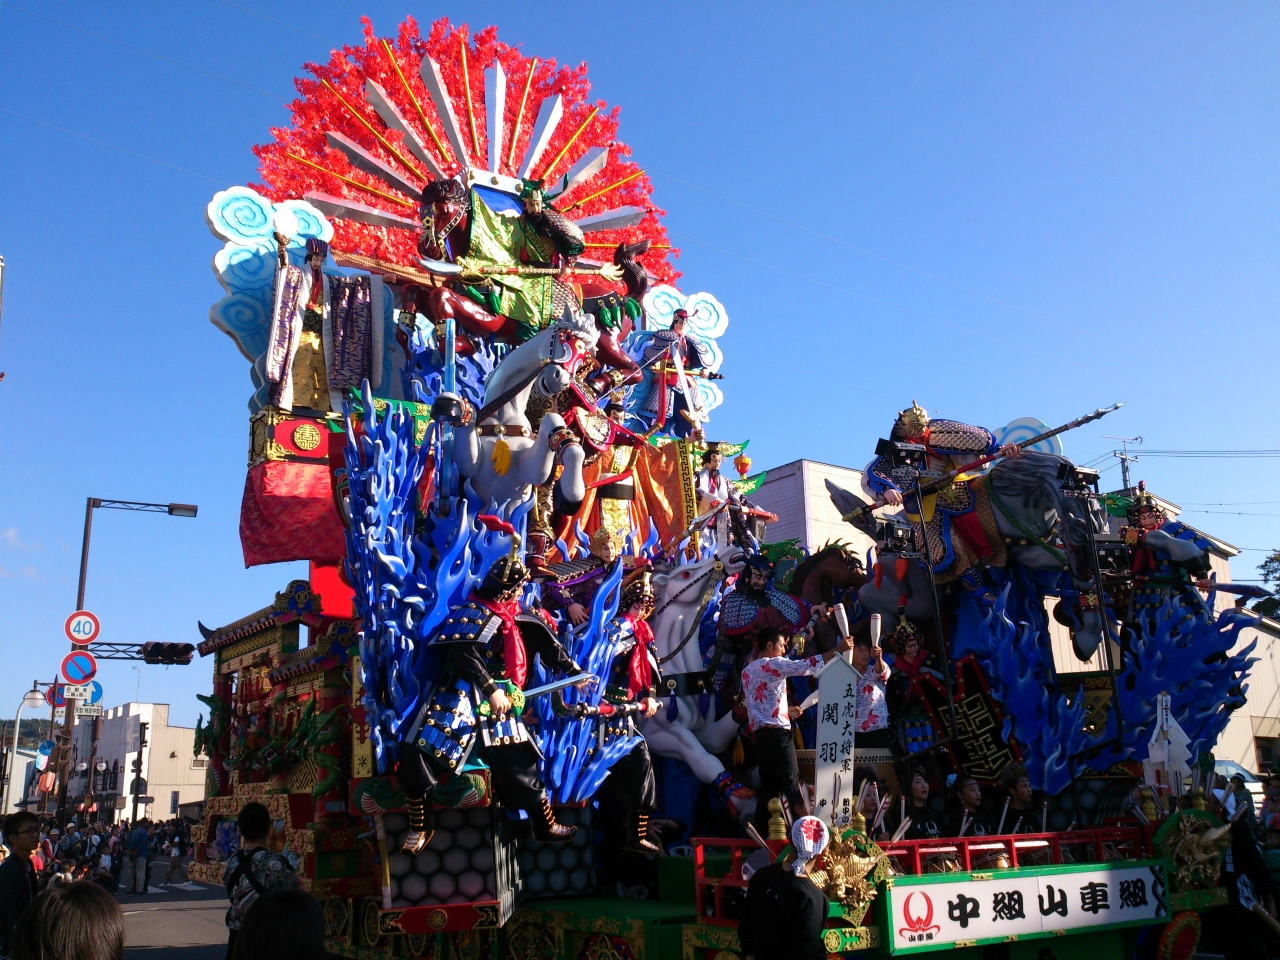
[{"left": 740, "top": 654, "right": 825, "bottom": 732}]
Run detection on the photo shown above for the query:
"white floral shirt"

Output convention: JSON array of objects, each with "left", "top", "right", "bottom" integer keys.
[
  {"left": 741, "top": 654, "right": 825, "bottom": 731},
  {"left": 852, "top": 660, "right": 891, "bottom": 733}
]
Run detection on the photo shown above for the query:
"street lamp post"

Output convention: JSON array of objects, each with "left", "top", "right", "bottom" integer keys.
[
  {"left": 2, "top": 685, "right": 49, "bottom": 816},
  {"left": 56, "top": 498, "right": 197, "bottom": 826}
]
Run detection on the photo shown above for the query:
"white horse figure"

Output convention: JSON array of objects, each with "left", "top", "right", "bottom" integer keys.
[
  {"left": 454, "top": 306, "right": 600, "bottom": 506},
  {"left": 641, "top": 544, "right": 756, "bottom": 821}
]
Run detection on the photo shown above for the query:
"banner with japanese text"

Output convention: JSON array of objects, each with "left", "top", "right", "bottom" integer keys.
[{"left": 885, "top": 860, "right": 1168, "bottom": 952}]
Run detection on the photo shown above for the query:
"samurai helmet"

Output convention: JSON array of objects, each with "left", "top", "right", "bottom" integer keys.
[
  {"left": 1126, "top": 480, "right": 1165, "bottom": 525},
  {"left": 891, "top": 619, "right": 922, "bottom": 654},
  {"left": 891, "top": 400, "right": 929, "bottom": 440},
  {"left": 476, "top": 514, "right": 528, "bottom": 599},
  {"left": 621, "top": 568, "right": 656, "bottom": 615},
  {"left": 744, "top": 554, "right": 775, "bottom": 580},
  {"left": 304, "top": 237, "right": 330, "bottom": 260}
]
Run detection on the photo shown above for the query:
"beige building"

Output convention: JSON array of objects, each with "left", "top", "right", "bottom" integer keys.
[
  {"left": 756, "top": 460, "right": 1280, "bottom": 775},
  {"left": 63, "top": 703, "right": 208, "bottom": 822}
]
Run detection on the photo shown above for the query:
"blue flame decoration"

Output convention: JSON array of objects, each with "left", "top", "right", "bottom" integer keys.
[
  {"left": 399, "top": 321, "right": 496, "bottom": 408},
  {"left": 951, "top": 570, "right": 1258, "bottom": 796}
]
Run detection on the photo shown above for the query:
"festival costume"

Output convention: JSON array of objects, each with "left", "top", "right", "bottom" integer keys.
[
  {"left": 397, "top": 568, "right": 584, "bottom": 852},
  {"left": 696, "top": 466, "right": 762, "bottom": 548},
  {"left": 265, "top": 238, "right": 381, "bottom": 413},
  {"left": 866, "top": 405, "right": 1002, "bottom": 579},
  {"left": 1125, "top": 517, "right": 1212, "bottom": 622},
  {"left": 741, "top": 653, "right": 825, "bottom": 837},
  {"left": 883, "top": 801, "right": 943, "bottom": 841},
  {"left": 711, "top": 574, "right": 811, "bottom": 691},
  {"left": 592, "top": 597, "right": 662, "bottom": 855},
  {"left": 638, "top": 327, "right": 711, "bottom": 438}
]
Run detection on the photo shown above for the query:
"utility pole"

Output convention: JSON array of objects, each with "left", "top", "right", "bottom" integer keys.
[
  {"left": 1103, "top": 435, "right": 1143, "bottom": 491},
  {"left": 130, "top": 721, "right": 148, "bottom": 826}
]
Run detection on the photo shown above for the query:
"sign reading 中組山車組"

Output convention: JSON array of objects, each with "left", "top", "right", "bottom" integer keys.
[{"left": 885, "top": 860, "right": 1168, "bottom": 952}]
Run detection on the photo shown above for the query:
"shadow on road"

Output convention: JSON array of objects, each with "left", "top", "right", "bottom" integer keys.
[{"left": 121, "top": 881, "right": 228, "bottom": 960}]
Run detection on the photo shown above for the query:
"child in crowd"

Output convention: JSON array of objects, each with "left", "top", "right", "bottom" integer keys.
[{"left": 946, "top": 773, "right": 989, "bottom": 837}]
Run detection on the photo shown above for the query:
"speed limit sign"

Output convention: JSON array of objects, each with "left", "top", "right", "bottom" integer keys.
[{"left": 65, "top": 610, "right": 100, "bottom": 645}]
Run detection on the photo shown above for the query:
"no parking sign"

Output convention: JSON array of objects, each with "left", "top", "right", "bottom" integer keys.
[{"left": 60, "top": 650, "right": 98, "bottom": 685}]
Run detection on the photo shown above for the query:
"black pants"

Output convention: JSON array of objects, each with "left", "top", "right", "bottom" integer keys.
[
  {"left": 753, "top": 727, "right": 803, "bottom": 837},
  {"left": 599, "top": 739, "right": 657, "bottom": 813},
  {"left": 399, "top": 740, "right": 547, "bottom": 814}
]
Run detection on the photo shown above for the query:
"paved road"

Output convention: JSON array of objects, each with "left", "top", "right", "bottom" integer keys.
[{"left": 120, "top": 882, "right": 227, "bottom": 960}]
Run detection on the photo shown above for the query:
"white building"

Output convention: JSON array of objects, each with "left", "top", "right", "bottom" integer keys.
[
  {"left": 756, "top": 460, "right": 1280, "bottom": 775},
  {"left": 63, "top": 703, "right": 208, "bottom": 823},
  {"left": 4, "top": 748, "right": 38, "bottom": 816}
]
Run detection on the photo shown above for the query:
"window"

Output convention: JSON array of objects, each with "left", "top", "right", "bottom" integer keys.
[{"left": 192, "top": 756, "right": 208, "bottom": 770}]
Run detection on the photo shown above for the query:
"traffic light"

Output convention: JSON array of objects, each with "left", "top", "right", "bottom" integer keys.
[{"left": 140, "top": 642, "right": 195, "bottom": 665}]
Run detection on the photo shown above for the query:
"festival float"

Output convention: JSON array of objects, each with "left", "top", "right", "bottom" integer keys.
[{"left": 186, "top": 16, "right": 1265, "bottom": 960}]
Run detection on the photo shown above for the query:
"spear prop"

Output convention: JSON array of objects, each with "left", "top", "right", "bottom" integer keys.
[{"left": 842, "top": 402, "right": 1125, "bottom": 524}]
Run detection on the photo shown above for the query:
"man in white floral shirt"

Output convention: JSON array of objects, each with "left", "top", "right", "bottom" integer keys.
[
  {"left": 741, "top": 627, "right": 850, "bottom": 836},
  {"left": 848, "top": 631, "right": 892, "bottom": 749}
]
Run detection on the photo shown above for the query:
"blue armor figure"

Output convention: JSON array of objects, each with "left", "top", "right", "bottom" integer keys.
[
  {"left": 397, "top": 547, "right": 587, "bottom": 854},
  {"left": 1122, "top": 482, "right": 1213, "bottom": 626}
]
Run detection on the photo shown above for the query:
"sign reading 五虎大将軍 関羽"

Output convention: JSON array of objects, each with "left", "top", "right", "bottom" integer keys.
[
  {"left": 885, "top": 860, "right": 1167, "bottom": 952},
  {"left": 814, "top": 655, "right": 859, "bottom": 828}
]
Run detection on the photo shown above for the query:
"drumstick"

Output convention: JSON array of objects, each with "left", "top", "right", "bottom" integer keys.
[
  {"left": 1041, "top": 801, "right": 1048, "bottom": 834},
  {"left": 744, "top": 822, "right": 770, "bottom": 851},
  {"left": 996, "top": 797, "right": 1010, "bottom": 835},
  {"left": 899, "top": 795, "right": 906, "bottom": 828},
  {"left": 890, "top": 817, "right": 912, "bottom": 842},
  {"left": 871, "top": 782, "right": 881, "bottom": 818},
  {"left": 958, "top": 812, "right": 970, "bottom": 838},
  {"left": 855, "top": 778, "right": 871, "bottom": 815},
  {"left": 1012, "top": 816, "right": 1023, "bottom": 835}
]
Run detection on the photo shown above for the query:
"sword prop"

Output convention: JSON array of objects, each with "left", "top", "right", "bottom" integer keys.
[
  {"left": 842, "top": 402, "right": 1125, "bottom": 524},
  {"left": 478, "top": 673, "right": 596, "bottom": 716}
]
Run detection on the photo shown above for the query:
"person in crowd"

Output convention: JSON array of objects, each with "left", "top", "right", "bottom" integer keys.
[
  {"left": 9, "top": 881, "right": 124, "bottom": 960},
  {"left": 1264, "top": 828, "right": 1280, "bottom": 888},
  {"left": 223, "top": 802, "right": 299, "bottom": 960},
  {"left": 48, "top": 861, "right": 75, "bottom": 887},
  {"left": 946, "top": 773, "right": 989, "bottom": 837},
  {"left": 124, "top": 820, "right": 150, "bottom": 896},
  {"left": 0, "top": 813, "right": 41, "bottom": 958},
  {"left": 741, "top": 626, "right": 851, "bottom": 837},
  {"left": 995, "top": 761, "right": 1040, "bottom": 834},
  {"left": 36, "top": 831, "right": 55, "bottom": 869},
  {"left": 162, "top": 824, "right": 188, "bottom": 886},
  {"left": 231, "top": 888, "right": 328, "bottom": 960},
  {"left": 847, "top": 629, "right": 892, "bottom": 749},
  {"left": 739, "top": 816, "right": 831, "bottom": 960},
  {"left": 883, "top": 766, "right": 943, "bottom": 841}
]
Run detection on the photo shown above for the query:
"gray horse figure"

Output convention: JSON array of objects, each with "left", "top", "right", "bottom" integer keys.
[{"left": 827, "top": 451, "right": 1110, "bottom": 661}]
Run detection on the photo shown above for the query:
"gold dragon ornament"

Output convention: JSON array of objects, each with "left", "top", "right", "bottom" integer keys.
[{"left": 808, "top": 829, "right": 893, "bottom": 927}]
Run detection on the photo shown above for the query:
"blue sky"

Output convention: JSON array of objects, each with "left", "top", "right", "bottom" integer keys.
[{"left": 1, "top": 2, "right": 1277, "bottom": 727}]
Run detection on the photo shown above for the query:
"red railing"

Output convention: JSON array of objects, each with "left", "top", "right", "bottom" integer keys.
[{"left": 691, "top": 826, "right": 1150, "bottom": 926}]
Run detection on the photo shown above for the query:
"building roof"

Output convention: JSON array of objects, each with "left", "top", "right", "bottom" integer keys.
[{"left": 196, "top": 580, "right": 324, "bottom": 657}]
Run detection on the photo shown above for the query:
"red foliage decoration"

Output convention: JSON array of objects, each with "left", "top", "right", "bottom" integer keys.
[{"left": 252, "top": 16, "right": 678, "bottom": 286}]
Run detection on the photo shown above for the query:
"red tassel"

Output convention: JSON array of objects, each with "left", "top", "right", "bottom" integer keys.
[
  {"left": 895, "top": 556, "right": 909, "bottom": 583},
  {"left": 874, "top": 561, "right": 884, "bottom": 590}
]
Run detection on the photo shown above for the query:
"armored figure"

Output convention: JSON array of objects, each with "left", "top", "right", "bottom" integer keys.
[
  {"left": 1122, "top": 483, "right": 1213, "bottom": 626},
  {"left": 867, "top": 401, "right": 1020, "bottom": 581},
  {"left": 579, "top": 570, "right": 663, "bottom": 856},
  {"left": 397, "top": 550, "right": 587, "bottom": 853},
  {"left": 696, "top": 445, "right": 774, "bottom": 549},
  {"left": 538, "top": 528, "right": 636, "bottom": 626},
  {"left": 709, "top": 555, "right": 812, "bottom": 691},
  {"left": 637, "top": 309, "right": 713, "bottom": 438}
]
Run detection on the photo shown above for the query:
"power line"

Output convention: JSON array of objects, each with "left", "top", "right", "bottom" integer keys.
[
  {"left": 215, "top": 0, "right": 336, "bottom": 44},
  {"left": 669, "top": 231, "right": 1106, "bottom": 373},
  {"left": 0, "top": 108, "right": 227, "bottom": 184},
  {"left": 1181, "top": 510, "right": 1280, "bottom": 518},
  {"left": 1139, "top": 450, "right": 1280, "bottom": 458},
  {"left": 653, "top": 170, "right": 1108, "bottom": 345},
  {"left": 1, "top": 3, "right": 289, "bottom": 102},
  {"left": 1182, "top": 501, "right": 1280, "bottom": 507}
]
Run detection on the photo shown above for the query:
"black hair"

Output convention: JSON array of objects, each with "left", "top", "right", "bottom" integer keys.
[
  {"left": 232, "top": 889, "right": 327, "bottom": 960},
  {"left": 908, "top": 766, "right": 928, "bottom": 784},
  {"left": 11, "top": 881, "right": 124, "bottom": 960},
  {"left": 852, "top": 632, "right": 873, "bottom": 649},
  {"left": 754, "top": 626, "right": 789, "bottom": 652},
  {"left": 236, "top": 802, "right": 272, "bottom": 843},
  {"left": 3, "top": 811, "right": 38, "bottom": 843}
]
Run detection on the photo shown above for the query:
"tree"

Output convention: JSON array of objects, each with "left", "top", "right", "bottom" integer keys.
[{"left": 1253, "top": 548, "right": 1280, "bottom": 619}]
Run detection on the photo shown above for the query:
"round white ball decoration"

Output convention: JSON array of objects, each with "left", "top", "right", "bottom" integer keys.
[
  {"left": 428, "top": 872, "right": 456, "bottom": 900},
  {"left": 442, "top": 848, "right": 469, "bottom": 874},
  {"left": 400, "top": 873, "right": 428, "bottom": 903}
]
